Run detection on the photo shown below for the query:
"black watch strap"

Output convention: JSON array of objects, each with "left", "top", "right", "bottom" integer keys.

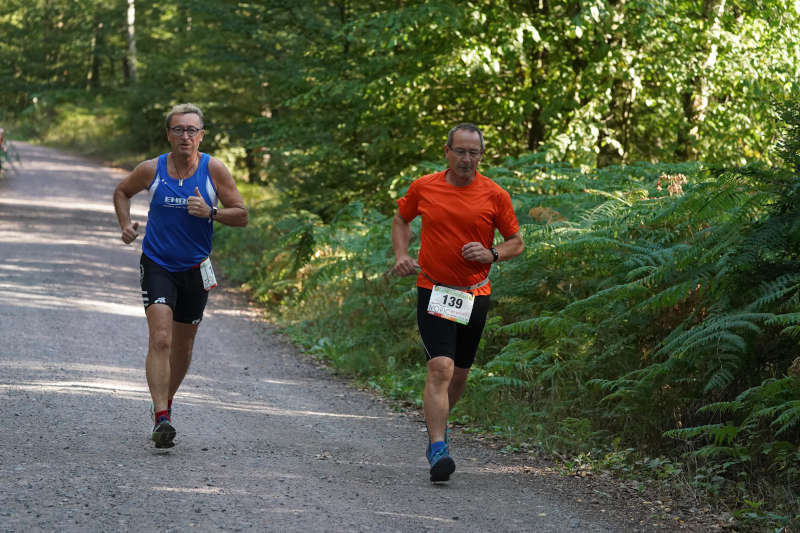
[{"left": 490, "top": 247, "right": 499, "bottom": 262}]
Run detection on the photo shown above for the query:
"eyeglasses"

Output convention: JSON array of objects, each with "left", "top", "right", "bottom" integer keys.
[
  {"left": 169, "top": 126, "right": 203, "bottom": 137},
  {"left": 450, "top": 147, "right": 483, "bottom": 159}
]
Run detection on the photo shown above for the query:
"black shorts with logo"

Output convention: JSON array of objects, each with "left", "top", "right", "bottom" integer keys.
[
  {"left": 139, "top": 254, "right": 208, "bottom": 325},
  {"left": 416, "top": 287, "right": 491, "bottom": 369}
]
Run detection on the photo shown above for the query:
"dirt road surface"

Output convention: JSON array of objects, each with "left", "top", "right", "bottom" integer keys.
[{"left": 0, "top": 142, "right": 709, "bottom": 532}]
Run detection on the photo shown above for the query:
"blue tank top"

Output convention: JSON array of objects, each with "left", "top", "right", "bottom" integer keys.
[{"left": 142, "top": 153, "right": 217, "bottom": 272}]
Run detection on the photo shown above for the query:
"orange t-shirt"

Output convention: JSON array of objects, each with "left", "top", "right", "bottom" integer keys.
[{"left": 396, "top": 170, "right": 520, "bottom": 296}]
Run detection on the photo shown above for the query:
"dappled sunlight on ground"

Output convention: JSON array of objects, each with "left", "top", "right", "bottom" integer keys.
[
  {"left": 151, "top": 486, "right": 227, "bottom": 495},
  {"left": 0, "top": 285, "right": 142, "bottom": 316},
  {"left": 478, "top": 462, "right": 556, "bottom": 476},
  {"left": 209, "top": 307, "right": 262, "bottom": 318},
  {"left": 260, "top": 378, "right": 308, "bottom": 386},
  {"left": 0, "top": 195, "right": 148, "bottom": 218},
  {"left": 0, "top": 381, "right": 150, "bottom": 401},
  {"left": 0, "top": 360, "right": 140, "bottom": 375},
  {"left": 373, "top": 511, "right": 459, "bottom": 524},
  {"left": 0, "top": 375, "right": 390, "bottom": 422},
  {"left": 162, "top": 392, "right": 391, "bottom": 420}
]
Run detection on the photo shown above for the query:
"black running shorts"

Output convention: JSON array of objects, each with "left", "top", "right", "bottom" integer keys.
[
  {"left": 139, "top": 254, "right": 208, "bottom": 325},
  {"left": 416, "top": 287, "right": 491, "bottom": 369}
]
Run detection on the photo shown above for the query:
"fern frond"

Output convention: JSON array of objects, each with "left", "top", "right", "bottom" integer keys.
[
  {"left": 664, "top": 423, "right": 725, "bottom": 441},
  {"left": 703, "top": 362, "right": 737, "bottom": 393},
  {"left": 501, "top": 314, "right": 585, "bottom": 338},
  {"left": 562, "top": 282, "right": 650, "bottom": 316},
  {"left": 637, "top": 280, "right": 698, "bottom": 312},
  {"left": 779, "top": 325, "right": 800, "bottom": 338},
  {"left": 482, "top": 375, "right": 533, "bottom": 390},
  {"left": 697, "top": 400, "right": 744, "bottom": 416},
  {"left": 655, "top": 313, "right": 771, "bottom": 359},
  {"left": 770, "top": 401, "right": 800, "bottom": 436},
  {"left": 766, "top": 313, "right": 800, "bottom": 327}
]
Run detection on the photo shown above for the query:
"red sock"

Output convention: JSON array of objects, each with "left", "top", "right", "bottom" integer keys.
[{"left": 155, "top": 409, "right": 170, "bottom": 422}]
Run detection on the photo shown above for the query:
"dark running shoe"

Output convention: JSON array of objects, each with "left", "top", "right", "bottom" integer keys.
[
  {"left": 426, "top": 442, "right": 455, "bottom": 482},
  {"left": 149, "top": 403, "right": 173, "bottom": 423},
  {"left": 152, "top": 418, "right": 176, "bottom": 448}
]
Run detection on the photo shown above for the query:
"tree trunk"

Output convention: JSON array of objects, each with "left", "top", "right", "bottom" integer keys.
[
  {"left": 676, "top": 0, "right": 725, "bottom": 160},
  {"left": 521, "top": 0, "right": 548, "bottom": 152},
  {"left": 87, "top": 19, "right": 100, "bottom": 90},
  {"left": 124, "top": 0, "right": 137, "bottom": 83},
  {"left": 597, "top": 0, "right": 629, "bottom": 167}
]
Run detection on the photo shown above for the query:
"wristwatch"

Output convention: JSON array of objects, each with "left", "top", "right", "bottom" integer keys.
[
  {"left": 490, "top": 247, "right": 499, "bottom": 262},
  {"left": 210, "top": 206, "right": 218, "bottom": 219}
]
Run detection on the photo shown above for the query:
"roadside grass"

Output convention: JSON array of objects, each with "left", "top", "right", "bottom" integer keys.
[{"left": 8, "top": 93, "right": 146, "bottom": 170}]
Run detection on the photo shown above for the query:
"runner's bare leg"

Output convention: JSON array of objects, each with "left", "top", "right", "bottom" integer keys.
[
  {"left": 145, "top": 304, "right": 173, "bottom": 413},
  {"left": 424, "top": 356, "right": 454, "bottom": 443},
  {"left": 169, "top": 321, "right": 199, "bottom": 400},
  {"left": 448, "top": 367, "right": 470, "bottom": 410}
]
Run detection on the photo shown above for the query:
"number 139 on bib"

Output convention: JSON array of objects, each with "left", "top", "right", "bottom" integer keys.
[{"left": 427, "top": 285, "right": 474, "bottom": 325}]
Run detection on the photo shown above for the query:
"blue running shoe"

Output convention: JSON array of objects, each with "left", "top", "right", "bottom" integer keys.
[
  {"left": 152, "top": 417, "right": 176, "bottom": 448},
  {"left": 426, "top": 441, "right": 455, "bottom": 482}
]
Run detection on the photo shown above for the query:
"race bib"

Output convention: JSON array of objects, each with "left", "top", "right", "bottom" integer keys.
[
  {"left": 199, "top": 257, "right": 217, "bottom": 291},
  {"left": 427, "top": 285, "right": 474, "bottom": 325}
]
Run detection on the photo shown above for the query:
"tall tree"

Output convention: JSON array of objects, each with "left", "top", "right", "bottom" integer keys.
[
  {"left": 676, "top": 0, "right": 726, "bottom": 160},
  {"left": 123, "top": 0, "right": 137, "bottom": 83}
]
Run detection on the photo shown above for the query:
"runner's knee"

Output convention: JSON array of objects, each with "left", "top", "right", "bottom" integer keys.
[
  {"left": 427, "top": 356, "right": 454, "bottom": 383},
  {"left": 149, "top": 329, "right": 172, "bottom": 354}
]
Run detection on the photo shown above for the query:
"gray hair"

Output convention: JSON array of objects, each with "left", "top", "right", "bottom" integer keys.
[
  {"left": 165, "top": 103, "right": 204, "bottom": 129},
  {"left": 447, "top": 123, "right": 484, "bottom": 151}
]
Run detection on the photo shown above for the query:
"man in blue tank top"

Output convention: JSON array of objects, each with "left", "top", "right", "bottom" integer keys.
[{"left": 113, "top": 103, "right": 248, "bottom": 448}]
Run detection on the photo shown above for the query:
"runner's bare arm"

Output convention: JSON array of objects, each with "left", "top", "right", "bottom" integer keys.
[
  {"left": 461, "top": 232, "right": 524, "bottom": 263},
  {"left": 113, "top": 159, "right": 157, "bottom": 244},
  {"left": 205, "top": 157, "right": 248, "bottom": 227},
  {"left": 392, "top": 211, "right": 420, "bottom": 276},
  {"left": 495, "top": 232, "right": 524, "bottom": 261}
]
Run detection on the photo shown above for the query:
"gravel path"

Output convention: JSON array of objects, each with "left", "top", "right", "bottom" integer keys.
[{"left": 0, "top": 142, "right": 707, "bottom": 532}]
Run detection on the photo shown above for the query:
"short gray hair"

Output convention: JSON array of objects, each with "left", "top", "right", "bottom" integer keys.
[
  {"left": 165, "top": 103, "right": 204, "bottom": 129},
  {"left": 447, "top": 123, "right": 484, "bottom": 151}
]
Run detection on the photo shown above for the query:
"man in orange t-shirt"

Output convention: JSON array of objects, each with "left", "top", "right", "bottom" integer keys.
[{"left": 392, "top": 123, "right": 524, "bottom": 482}]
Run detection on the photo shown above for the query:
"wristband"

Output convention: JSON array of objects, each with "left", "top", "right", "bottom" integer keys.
[
  {"left": 490, "top": 247, "right": 499, "bottom": 262},
  {"left": 210, "top": 206, "right": 218, "bottom": 219}
]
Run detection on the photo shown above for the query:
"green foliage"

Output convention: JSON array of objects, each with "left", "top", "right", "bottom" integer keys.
[{"left": 4, "top": 0, "right": 800, "bottom": 219}]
